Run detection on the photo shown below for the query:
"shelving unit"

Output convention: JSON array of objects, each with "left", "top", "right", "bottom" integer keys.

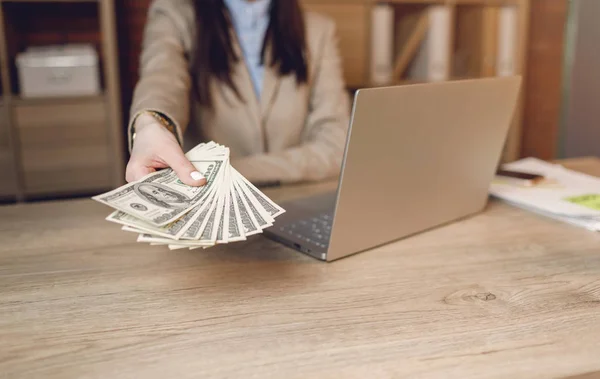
[
  {"left": 0, "top": 97, "right": 18, "bottom": 200},
  {"left": 301, "top": 0, "right": 530, "bottom": 163},
  {"left": 0, "top": 0, "right": 124, "bottom": 202}
]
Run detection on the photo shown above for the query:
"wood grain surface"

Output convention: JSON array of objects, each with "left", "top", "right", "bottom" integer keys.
[{"left": 1, "top": 159, "right": 600, "bottom": 378}]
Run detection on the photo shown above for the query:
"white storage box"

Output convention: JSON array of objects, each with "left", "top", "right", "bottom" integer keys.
[{"left": 16, "top": 44, "right": 101, "bottom": 98}]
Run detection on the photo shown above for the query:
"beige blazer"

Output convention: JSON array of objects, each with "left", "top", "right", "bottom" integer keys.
[{"left": 129, "top": 0, "right": 351, "bottom": 185}]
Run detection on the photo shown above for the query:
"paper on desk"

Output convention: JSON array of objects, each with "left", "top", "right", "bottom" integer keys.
[
  {"left": 490, "top": 158, "right": 600, "bottom": 229},
  {"left": 502, "top": 199, "right": 600, "bottom": 231}
]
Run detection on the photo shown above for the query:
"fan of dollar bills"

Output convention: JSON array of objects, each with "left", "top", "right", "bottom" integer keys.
[{"left": 92, "top": 142, "right": 285, "bottom": 250}]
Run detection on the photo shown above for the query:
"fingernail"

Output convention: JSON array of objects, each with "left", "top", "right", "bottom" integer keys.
[{"left": 190, "top": 171, "right": 205, "bottom": 181}]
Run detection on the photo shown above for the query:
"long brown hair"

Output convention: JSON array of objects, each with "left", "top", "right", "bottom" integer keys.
[{"left": 192, "top": 0, "right": 308, "bottom": 108}]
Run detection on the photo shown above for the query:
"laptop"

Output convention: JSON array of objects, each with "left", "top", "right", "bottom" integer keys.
[{"left": 264, "top": 76, "right": 522, "bottom": 261}]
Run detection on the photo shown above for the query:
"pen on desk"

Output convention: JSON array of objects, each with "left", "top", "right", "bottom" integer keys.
[{"left": 495, "top": 169, "right": 545, "bottom": 187}]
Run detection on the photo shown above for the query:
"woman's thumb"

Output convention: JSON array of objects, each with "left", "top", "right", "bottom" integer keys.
[{"left": 163, "top": 147, "right": 207, "bottom": 187}]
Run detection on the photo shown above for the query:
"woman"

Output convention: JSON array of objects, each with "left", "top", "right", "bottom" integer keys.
[{"left": 126, "top": 0, "right": 350, "bottom": 187}]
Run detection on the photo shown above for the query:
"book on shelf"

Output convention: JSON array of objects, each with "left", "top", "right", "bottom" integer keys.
[
  {"left": 370, "top": 3, "right": 395, "bottom": 85},
  {"left": 497, "top": 5, "right": 518, "bottom": 77},
  {"left": 407, "top": 5, "right": 451, "bottom": 82}
]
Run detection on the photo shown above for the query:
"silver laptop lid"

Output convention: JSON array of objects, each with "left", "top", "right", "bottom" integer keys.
[{"left": 326, "top": 77, "right": 522, "bottom": 261}]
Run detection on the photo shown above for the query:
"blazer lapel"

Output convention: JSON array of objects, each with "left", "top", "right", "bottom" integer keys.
[
  {"left": 260, "top": 44, "right": 282, "bottom": 117},
  {"left": 224, "top": 29, "right": 261, "bottom": 128},
  {"left": 215, "top": 26, "right": 281, "bottom": 152}
]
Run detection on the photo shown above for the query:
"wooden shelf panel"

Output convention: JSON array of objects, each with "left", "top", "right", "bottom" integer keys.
[
  {"left": 301, "top": 0, "right": 370, "bottom": 87},
  {"left": 301, "top": 0, "right": 521, "bottom": 4},
  {"left": 23, "top": 164, "right": 112, "bottom": 197},
  {"left": 379, "top": 0, "right": 521, "bottom": 5},
  {"left": 0, "top": 149, "right": 18, "bottom": 198},
  {"left": 14, "top": 98, "right": 113, "bottom": 196},
  {"left": 0, "top": 0, "right": 122, "bottom": 200},
  {"left": 0, "top": 103, "right": 18, "bottom": 197},
  {"left": 2, "top": 0, "right": 102, "bottom": 96},
  {"left": 11, "top": 94, "right": 105, "bottom": 106},
  {"left": 1, "top": 0, "right": 98, "bottom": 3}
]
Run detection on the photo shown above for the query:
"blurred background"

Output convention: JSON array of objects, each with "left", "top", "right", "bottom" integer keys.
[{"left": 0, "top": 0, "right": 587, "bottom": 204}]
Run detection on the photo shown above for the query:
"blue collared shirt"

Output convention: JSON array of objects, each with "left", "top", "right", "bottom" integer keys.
[{"left": 224, "top": 0, "right": 271, "bottom": 100}]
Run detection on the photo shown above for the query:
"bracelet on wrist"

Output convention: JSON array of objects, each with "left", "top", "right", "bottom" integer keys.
[{"left": 131, "top": 111, "right": 181, "bottom": 147}]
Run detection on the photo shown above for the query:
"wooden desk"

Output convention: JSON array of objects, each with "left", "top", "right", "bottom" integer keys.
[{"left": 2, "top": 159, "right": 600, "bottom": 378}]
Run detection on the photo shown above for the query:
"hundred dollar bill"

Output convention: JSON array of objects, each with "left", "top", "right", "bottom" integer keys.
[
  {"left": 107, "top": 207, "right": 198, "bottom": 240},
  {"left": 181, "top": 165, "right": 226, "bottom": 241},
  {"left": 228, "top": 186, "right": 247, "bottom": 241},
  {"left": 220, "top": 165, "right": 246, "bottom": 243},
  {"left": 121, "top": 225, "right": 145, "bottom": 234},
  {"left": 232, "top": 182, "right": 261, "bottom": 236},
  {"left": 106, "top": 174, "right": 220, "bottom": 240},
  {"left": 233, "top": 169, "right": 285, "bottom": 218},
  {"left": 211, "top": 186, "right": 227, "bottom": 243},
  {"left": 233, "top": 179, "right": 272, "bottom": 228},
  {"left": 169, "top": 245, "right": 190, "bottom": 250},
  {"left": 186, "top": 141, "right": 228, "bottom": 159},
  {"left": 200, "top": 206, "right": 218, "bottom": 243},
  {"left": 181, "top": 195, "right": 217, "bottom": 240},
  {"left": 178, "top": 185, "right": 219, "bottom": 240},
  {"left": 150, "top": 169, "right": 247, "bottom": 245},
  {"left": 218, "top": 187, "right": 229, "bottom": 243},
  {"left": 137, "top": 233, "right": 213, "bottom": 248},
  {"left": 96, "top": 141, "right": 290, "bottom": 251},
  {"left": 93, "top": 157, "right": 226, "bottom": 227}
]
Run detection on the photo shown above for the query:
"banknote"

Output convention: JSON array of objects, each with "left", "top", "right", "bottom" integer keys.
[
  {"left": 233, "top": 168, "right": 285, "bottom": 218},
  {"left": 94, "top": 157, "right": 226, "bottom": 226},
  {"left": 94, "top": 142, "right": 285, "bottom": 250},
  {"left": 233, "top": 184, "right": 261, "bottom": 236}
]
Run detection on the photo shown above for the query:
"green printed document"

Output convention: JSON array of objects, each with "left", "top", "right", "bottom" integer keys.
[{"left": 565, "top": 194, "right": 600, "bottom": 211}]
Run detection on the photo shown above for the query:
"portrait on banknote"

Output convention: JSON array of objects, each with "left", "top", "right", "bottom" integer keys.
[{"left": 133, "top": 183, "right": 191, "bottom": 209}]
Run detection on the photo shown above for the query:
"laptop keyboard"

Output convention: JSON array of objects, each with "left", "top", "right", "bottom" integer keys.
[{"left": 278, "top": 212, "right": 333, "bottom": 249}]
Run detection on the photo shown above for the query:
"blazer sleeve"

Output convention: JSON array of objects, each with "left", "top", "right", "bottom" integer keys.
[
  {"left": 127, "top": 0, "right": 193, "bottom": 152},
  {"left": 231, "top": 19, "right": 351, "bottom": 185}
]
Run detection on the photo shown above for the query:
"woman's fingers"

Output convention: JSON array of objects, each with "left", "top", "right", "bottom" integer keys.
[
  {"left": 161, "top": 145, "right": 207, "bottom": 187},
  {"left": 126, "top": 117, "right": 206, "bottom": 186},
  {"left": 125, "top": 160, "right": 155, "bottom": 183}
]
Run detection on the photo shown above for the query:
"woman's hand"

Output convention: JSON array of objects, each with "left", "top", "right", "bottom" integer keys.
[{"left": 125, "top": 113, "right": 207, "bottom": 186}]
